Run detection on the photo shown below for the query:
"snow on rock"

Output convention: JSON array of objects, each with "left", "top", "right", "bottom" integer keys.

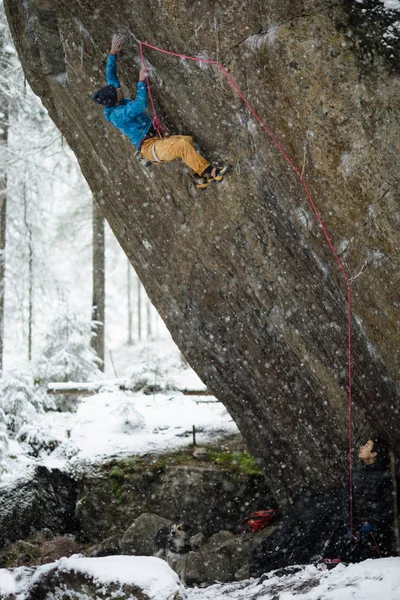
[
  {"left": 57, "top": 555, "right": 182, "bottom": 597},
  {"left": 3, "top": 557, "right": 400, "bottom": 600},
  {"left": 46, "top": 381, "right": 103, "bottom": 391},
  {"left": 187, "top": 558, "right": 400, "bottom": 600},
  {"left": 1, "top": 556, "right": 185, "bottom": 600},
  {"left": 0, "top": 569, "right": 16, "bottom": 595},
  {"left": 381, "top": 0, "right": 400, "bottom": 10}
]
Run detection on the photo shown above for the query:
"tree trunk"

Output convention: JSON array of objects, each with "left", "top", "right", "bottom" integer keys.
[
  {"left": 146, "top": 298, "right": 152, "bottom": 339},
  {"left": 22, "top": 181, "right": 33, "bottom": 362},
  {"left": 0, "top": 110, "right": 8, "bottom": 371},
  {"left": 0, "top": 24, "right": 10, "bottom": 371},
  {"left": 91, "top": 195, "right": 105, "bottom": 370},
  {"left": 127, "top": 258, "right": 133, "bottom": 345},
  {"left": 137, "top": 276, "right": 142, "bottom": 341}
]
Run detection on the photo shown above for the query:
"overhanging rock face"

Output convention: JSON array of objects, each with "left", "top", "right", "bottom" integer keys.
[{"left": 5, "top": 0, "right": 400, "bottom": 502}]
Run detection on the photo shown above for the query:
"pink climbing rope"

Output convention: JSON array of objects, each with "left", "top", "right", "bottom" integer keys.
[{"left": 139, "top": 40, "right": 354, "bottom": 531}]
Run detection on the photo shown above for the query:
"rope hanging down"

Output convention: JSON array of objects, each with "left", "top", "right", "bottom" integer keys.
[{"left": 139, "top": 40, "right": 354, "bottom": 532}]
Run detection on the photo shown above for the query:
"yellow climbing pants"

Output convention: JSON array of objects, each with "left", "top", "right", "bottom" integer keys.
[{"left": 141, "top": 135, "right": 210, "bottom": 176}]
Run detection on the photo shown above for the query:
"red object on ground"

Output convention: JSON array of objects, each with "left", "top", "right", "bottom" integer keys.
[{"left": 239, "top": 510, "right": 277, "bottom": 533}]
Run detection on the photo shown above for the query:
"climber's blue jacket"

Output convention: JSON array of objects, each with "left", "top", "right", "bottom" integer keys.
[{"left": 103, "top": 54, "right": 152, "bottom": 150}]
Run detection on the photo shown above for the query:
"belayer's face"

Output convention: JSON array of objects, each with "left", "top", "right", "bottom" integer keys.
[{"left": 359, "top": 439, "right": 377, "bottom": 464}]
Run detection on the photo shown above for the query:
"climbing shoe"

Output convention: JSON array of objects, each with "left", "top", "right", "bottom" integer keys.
[
  {"left": 194, "top": 165, "right": 214, "bottom": 190},
  {"left": 214, "top": 164, "right": 232, "bottom": 182},
  {"left": 194, "top": 164, "right": 232, "bottom": 190},
  {"left": 195, "top": 173, "right": 214, "bottom": 190}
]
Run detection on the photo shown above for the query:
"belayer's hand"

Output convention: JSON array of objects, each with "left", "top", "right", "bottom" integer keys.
[
  {"left": 110, "top": 34, "right": 124, "bottom": 55},
  {"left": 139, "top": 66, "right": 148, "bottom": 81},
  {"left": 359, "top": 522, "right": 373, "bottom": 535}
]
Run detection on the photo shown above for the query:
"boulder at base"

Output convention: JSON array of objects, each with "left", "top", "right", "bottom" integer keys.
[
  {"left": 0, "top": 467, "right": 77, "bottom": 548},
  {"left": 0, "top": 556, "right": 185, "bottom": 600},
  {"left": 120, "top": 513, "right": 172, "bottom": 556}
]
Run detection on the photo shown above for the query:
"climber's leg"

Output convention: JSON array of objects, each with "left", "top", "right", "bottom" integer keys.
[{"left": 141, "top": 135, "right": 210, "bottom": 175}]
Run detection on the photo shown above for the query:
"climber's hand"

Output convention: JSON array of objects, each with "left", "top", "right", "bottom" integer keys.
[
  {"left": 139, "top": 66, "right": 148, "bottom": 81},
  {"left": 110, "top": 34, "right": 124, "bottom": 55}
]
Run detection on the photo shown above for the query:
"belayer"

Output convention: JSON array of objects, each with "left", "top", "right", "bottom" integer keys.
[
  {"left": 93, "top": 35, "right": 231, "bottom": 190},
  {"left": 250, "top": 436, "right": 395, "bottom": 577},
  {"left": 323, "top": 437, "right": 395, "bottom": 566}
]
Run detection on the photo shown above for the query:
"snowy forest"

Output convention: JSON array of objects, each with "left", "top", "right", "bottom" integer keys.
[
  {"left": 0, "top": 6, "right": 163, "bottom": 370},
  {"left": 1, "top": 0, "right": 400, "bottom": 599},
  {"left": 0, "top": 1, "right": 170, "bottom": 465}
]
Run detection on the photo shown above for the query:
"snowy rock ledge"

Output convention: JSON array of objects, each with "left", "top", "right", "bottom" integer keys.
[
  {"left": 187, "top": 557, "right": 400, "bottom": 600},
  {"left": 2, "top": 555, "right": 400, "bottom": 600},
  {"left": 0, "top": 555, "right": 185, "bottom": 600}
]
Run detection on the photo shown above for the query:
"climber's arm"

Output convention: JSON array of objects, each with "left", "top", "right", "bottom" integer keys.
[
  {"left": 106, "top": 34, "right": 123, "bottom": 88},
  {"left": 126, "top": 67, "right": 149, "bottom": 116},
  {"left": 106, "top": 54, "right": 120, "bottom": 88}
]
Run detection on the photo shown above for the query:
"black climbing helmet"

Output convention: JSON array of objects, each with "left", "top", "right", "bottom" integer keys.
[{"left": 93, "top": 84, "right": 118, "bottom": 108}]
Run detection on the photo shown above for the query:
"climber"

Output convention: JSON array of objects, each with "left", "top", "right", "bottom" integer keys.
[
  {"left": 324, "top": 436, "right": 395, "bottom": 566},
  {"left": 93, "top": 35, "right": 231, "bottom": 190}
]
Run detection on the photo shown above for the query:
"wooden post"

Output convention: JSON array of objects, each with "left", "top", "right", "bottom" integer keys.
[{"left": 192, "top": 425, "right": 196, "bottom": 447}]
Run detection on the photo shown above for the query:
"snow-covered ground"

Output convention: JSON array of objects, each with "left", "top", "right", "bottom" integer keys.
[
  {"left": 188, "top": 558, "right": 400, "bottom": 599},
  {"left": 1, "top": 556, "right": 400, "bottom": 600},
  {"left": 1, "top": 337, "right": 238, "bottom": 484},
  {"left": 45, "top": 390, "right": 236, "bottom": 464}
]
